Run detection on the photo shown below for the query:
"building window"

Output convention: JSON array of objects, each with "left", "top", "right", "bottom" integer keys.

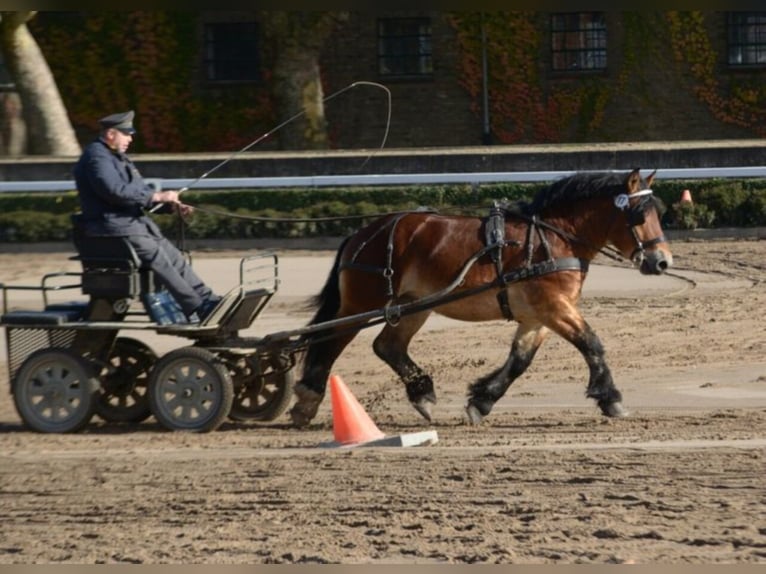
[
  {"left": 378, "top": 18, "right": 433, "bottom": 78},
  {"left": 551, "top": 12, "right": 607, "bottom": 71},
  {"left": 728, "top": 12, "right": 766, "bottom": 67},
  {"left": 204, "top": 21, "right": 260, "bottom": 83}
]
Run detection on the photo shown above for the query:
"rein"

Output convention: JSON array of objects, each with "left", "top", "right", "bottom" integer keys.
[
  {"left": 618, "top": 189, "right": 667, "bottom": 261},
  {"left": 338, "top": 208, "right": 592, "bottom": 325},
  {"left": 333, "top": 188, "right": 663, "bottom": 325},
  {"left": 527, "top": 188, "right": 665, "bottom": 266},
  {"left": 261, "top": 191, "right": 661, "bottom": 350}
]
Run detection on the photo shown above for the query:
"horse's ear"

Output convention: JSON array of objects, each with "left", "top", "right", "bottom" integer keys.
[
  {"left": 646, "top": 169, "right": 657, "bottom": 187},
  {"left": 627, "top": 168, "right": 641, "bottom": 191}
]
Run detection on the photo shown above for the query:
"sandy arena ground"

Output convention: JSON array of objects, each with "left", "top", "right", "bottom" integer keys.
[{"left": 0, "top": 238, "right": 764, "bottom": 564}]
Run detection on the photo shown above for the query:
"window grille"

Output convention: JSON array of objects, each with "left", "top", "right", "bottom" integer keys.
[
  {"left": 378, "top": 18, "right": 433, "bottom": 78},
  {"left": 551, "top": 12, "right": 607, "bottom": 71},
  {"left": 728, "top": 12, "right": 766, "bottom": 67}
]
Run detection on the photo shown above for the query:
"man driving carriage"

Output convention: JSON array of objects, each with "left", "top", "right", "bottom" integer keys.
[{"left": 73, "top": 110, "right": 220, "bottom": 322}]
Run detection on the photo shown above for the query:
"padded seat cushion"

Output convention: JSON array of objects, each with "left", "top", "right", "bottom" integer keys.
[{"left": 1, "top": 310, "right": 80, "bottom": 326}]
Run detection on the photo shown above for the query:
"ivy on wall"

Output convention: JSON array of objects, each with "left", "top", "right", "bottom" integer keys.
[
  {"left": 31, "top": 12, "right": 275, "bottom": 152},
  {"left": 448, "top": 11, "right": 766, "bottom": 144},
  {"left": 447, "top": 12, "right": 613, "bottom": 144},
  {"left": 666, "top": 11, "right": 766, "bottom": 137},
  {"left": 25, "top": 11, "right": 766, "bottom": 151}
]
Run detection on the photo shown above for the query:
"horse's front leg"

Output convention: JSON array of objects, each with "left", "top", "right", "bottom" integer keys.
[
  {"left": 547, "top": 307, "right": 628, "bottom": 418},
  {"left": 465, "top": 322, "right": 548, "bottom": 424},
  {"left": 570, "top": 322, "right": 628, "bottom": 417},
  {"left": 372, "top": 311, "right": 435, "bottom": 421}
]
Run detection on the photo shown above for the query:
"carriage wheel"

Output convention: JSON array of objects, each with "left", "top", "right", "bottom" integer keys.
[
  {"left": 148, "top": 346, "right": 233, "bottom": 432},
  {"left": 95, "top": 337, "right": 156, "bottom": 424},
  {"left": 229, "top": 354, "right": 295, "bottom": 422},
  {"left": 12, "top": 348, "right": 99, "bottom": 433}
]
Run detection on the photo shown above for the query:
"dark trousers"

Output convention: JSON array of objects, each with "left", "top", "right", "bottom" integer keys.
[{"left": 127, "top": 226, "right": 213, "bottom": 316}]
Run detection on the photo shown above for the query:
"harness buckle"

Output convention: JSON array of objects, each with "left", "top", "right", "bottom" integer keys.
[{"left": 384, "top": 304, "right": 401, "bottom": 326}]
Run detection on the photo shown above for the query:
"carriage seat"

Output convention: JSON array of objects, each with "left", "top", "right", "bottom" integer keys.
[
  {"left": 1, "top": 309, "right": 82, "bottom": 326},
  {"left": 70, "top": 213, "right": 187, "bottom": 324},
  {"left": 70, "top": 212, "right": 157, "bottom": 301}
]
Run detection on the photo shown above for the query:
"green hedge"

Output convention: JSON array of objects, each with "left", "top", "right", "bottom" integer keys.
[{"left": 1, "top": 179, "right": 764, "bottom": 242}]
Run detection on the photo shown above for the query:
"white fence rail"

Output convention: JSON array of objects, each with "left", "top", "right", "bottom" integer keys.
[{"left": 0, "top": 166, "right": 765, "bottom": 193}]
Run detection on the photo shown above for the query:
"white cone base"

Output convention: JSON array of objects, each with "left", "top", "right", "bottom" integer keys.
[{"left": 320, "top": 430, "right": 438, "bottom": 449}]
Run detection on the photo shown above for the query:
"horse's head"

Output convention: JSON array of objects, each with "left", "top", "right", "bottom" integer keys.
[{"left": 609, "top": 169, "right": 672, "bottom": 275}]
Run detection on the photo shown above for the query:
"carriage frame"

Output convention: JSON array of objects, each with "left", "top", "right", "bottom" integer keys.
[{"left": 0, "top": 237, "right": 306, "bottom": 433}]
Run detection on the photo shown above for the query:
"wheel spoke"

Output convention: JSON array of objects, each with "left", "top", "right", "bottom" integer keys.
[
  {"left": 239, "top": 386, "right": 259, "bottom": 407},
  {"left": 227, "top": 356, "right": 293, "bottom": 422},
  {"left": 165, "top": 392, "right": 182, "bottom": 412},
  {"left": 37, "top": 370, "right": 54, "bottom": 389},
  {"left": 32, "top": 395, "right": 52, "bottom": 416},
  {"left": 181, "top": 403, "right": 194, "bottom": 420},
  {"left": 14, "top": 349, "right": 97, "bottom": 433},
  {"left": 160, "top": 376, "right": 180, "bottom": 394},
  {"left": 96, "top": 338, "right": 155, "bottom": 424},
  {"left": 172, "top": 366, "right": 191, "bottom": 385},
  {"left": 27, "top": 378, "right": 47, "bottom": 400},
  {"left": 53, "top": 403, "right": 71, "bottom": 421},
  {"left": 198, "top": 385, "right": 217, "bottom": 403},
  {"left": 149, "top": 348, "right": 233, "bottom": 432}
]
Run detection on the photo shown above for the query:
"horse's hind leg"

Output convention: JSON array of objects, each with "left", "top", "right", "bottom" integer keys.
[
  {"left": 290, "top": 330, "right": 359, "bottom": 427},
  {"left": 465, "top": 323, "right": 548, "bottom": 424},
  {"left": 372, "top": 310, "right": 435, "bottom": 421}
]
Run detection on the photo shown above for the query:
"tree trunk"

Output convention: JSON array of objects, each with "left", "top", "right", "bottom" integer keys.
[
  {"left": 0, "top": 11, "right": 80, "bottom": 156},
  {"left": 272, "top": 49, "right": 327, "bottom": 150},
  {"left": 0, "top": 91, "right": 26, "bottom": 155},
  {"left": 258, "top": 12, "right": 347, "bottom": 150}
]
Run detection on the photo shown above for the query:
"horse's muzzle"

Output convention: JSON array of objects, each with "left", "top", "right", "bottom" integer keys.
[{"left": 638, "top": 250, "right": 672, "bottom": 275}]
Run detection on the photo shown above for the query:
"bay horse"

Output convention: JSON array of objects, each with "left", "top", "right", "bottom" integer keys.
[{"left": 289, "top": 169, "right": 672, "bottom": 427}]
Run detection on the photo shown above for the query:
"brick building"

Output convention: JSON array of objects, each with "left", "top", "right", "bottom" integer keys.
[
  {"left": 314, "top": 11, "right": 766, "bottom": 148},
  {"left": 13, "top": 11, "right": 766, "bottom": 153}
]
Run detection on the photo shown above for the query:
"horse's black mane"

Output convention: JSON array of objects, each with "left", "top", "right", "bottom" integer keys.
[
  {"left": 490, "top": 170, "right": 663, "bottom": 219},
  {"left": 524, "top": 171, "right": 630, "bottom": 215}
]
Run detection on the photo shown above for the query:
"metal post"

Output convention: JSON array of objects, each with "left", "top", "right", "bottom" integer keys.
[{"left": 481, "top": 13, "right": 492, "bottom": 145}]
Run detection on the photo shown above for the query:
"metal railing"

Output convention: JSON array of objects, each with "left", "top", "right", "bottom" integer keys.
[{"left": 0, "top": 166, "right": 765, "bottom": 194}]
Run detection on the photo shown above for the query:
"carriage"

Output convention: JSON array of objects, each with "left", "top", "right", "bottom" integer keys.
[
  {"left": 0, "top": 228, "right": 300, "bottom": 433},
  {"left": 1, "top": 169, "right": 672, "bottom": 434}
]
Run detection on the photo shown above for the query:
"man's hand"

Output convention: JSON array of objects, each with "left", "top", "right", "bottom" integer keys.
[
  {"left": 151, "top": 190, "right": 182, "bottom": 204},
  {"left": 150, "top": 190, "right": 194, "bottom": 217},
  {"left": 176, "top": 203, "right": 195, "bottom": 217}
]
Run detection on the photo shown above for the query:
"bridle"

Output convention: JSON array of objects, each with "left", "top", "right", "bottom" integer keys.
[
  {"left": 528, "top": 185, "right": 667, "bottom": 267},
  {"left": 613, "top": 188, "right": 666, "bottom": 263}
]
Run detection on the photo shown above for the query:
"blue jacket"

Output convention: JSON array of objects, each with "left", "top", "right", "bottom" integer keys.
[{"left": 73, "top": 139, "right": 160, "bottom": 236}]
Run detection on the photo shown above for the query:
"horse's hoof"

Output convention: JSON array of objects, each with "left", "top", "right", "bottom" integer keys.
[
  {"left": 464, "top": 404, "right": 484, "bottom": 425},
  {"left": 411, "top": 397, "right": 435, "bottom": 422},
  {"left": 602, "top": 401, "right": 629, "bottom": 418},
  {"left": 289, "top": 384, "right": 323, "bottom": 428},
  {"left": 289, "top": 406, "right": 312, "bottom": 428}
]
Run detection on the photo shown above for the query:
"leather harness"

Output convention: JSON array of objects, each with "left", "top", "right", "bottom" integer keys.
[
  {"left": 483, "top": 201, "right": 588, "bottom": 320},
  {"left": 340, "top": 205, "right": 589, "bottom": 322}
]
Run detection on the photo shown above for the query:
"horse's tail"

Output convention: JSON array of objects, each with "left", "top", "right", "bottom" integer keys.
[
  {"left": 305, "top": 235, "right": 350, "bottom": 328},
  {"left": 297, "top": 237, "right": 349, "bottom": 375}
]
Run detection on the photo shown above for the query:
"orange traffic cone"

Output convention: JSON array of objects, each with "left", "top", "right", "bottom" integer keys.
[
  {"left": 680, "top": 189, "right": 693, "bottom": 204},
  {"left": 329, "top": 374, "right": 386, "bottom": 446}
]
